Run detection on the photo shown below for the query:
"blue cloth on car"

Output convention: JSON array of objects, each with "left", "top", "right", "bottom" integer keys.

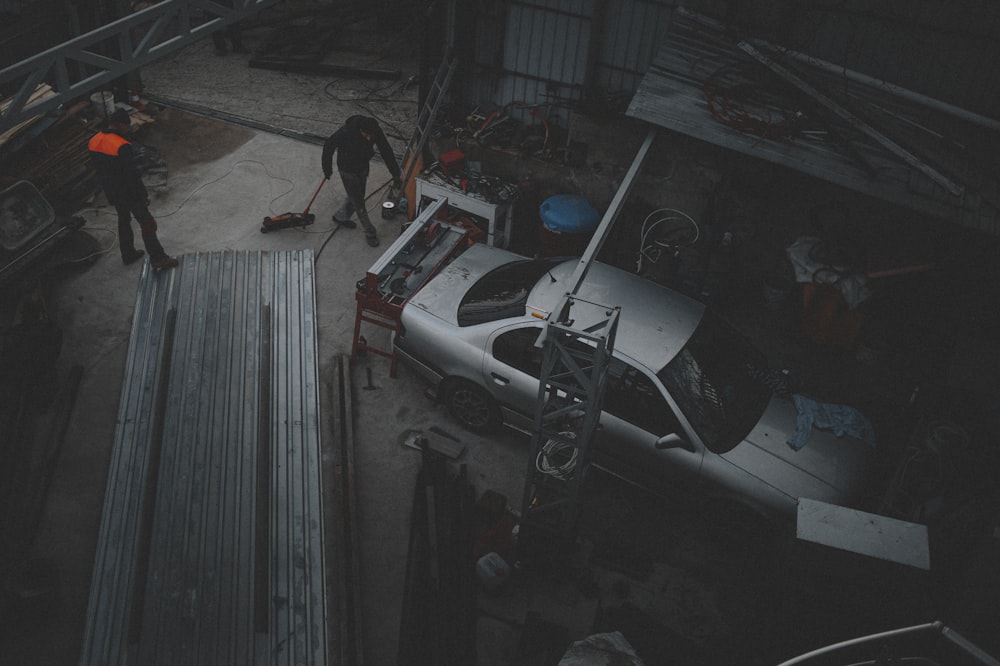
[{"left": 787, "top": 394, "right": 877, "bottom": 451}]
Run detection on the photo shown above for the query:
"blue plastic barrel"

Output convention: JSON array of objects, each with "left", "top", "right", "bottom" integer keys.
[{"left": 538, "top": 194, "right": 600, "bottom": 256}]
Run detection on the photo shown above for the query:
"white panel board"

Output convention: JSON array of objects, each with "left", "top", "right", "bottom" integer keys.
[{"left": 796, "top": 497, "right": 930, "bottom": 570}]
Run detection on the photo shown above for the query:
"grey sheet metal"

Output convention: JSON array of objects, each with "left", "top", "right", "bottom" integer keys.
[{"left": 80, "top": 250, "right": 327, "bottom": 665}]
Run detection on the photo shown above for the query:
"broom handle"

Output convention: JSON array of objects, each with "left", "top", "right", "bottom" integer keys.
[{"left": 302, "top": 178, "right": 327, "bottom": 215}]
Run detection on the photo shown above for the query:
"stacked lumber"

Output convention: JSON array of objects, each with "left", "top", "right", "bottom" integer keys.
[
  {"left": 1, "top": 83, "right": 160, "bottom": 214},
  {"left": 0, "top": 84, "right": 57, "bottom": 151},
  {"left": 0, "top": 103, "right": 101, "bottom": 215}
]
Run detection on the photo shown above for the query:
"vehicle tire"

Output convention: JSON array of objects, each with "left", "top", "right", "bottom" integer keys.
[{"left": 443, "top": 379, "right": 500, "bottom": 433}]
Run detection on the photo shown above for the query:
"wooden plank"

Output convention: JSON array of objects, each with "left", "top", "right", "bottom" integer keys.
[
  {"left": 400, "top": 429, "right": 466, "bottom": 459},
  {"left": 0, "top": 84, "right": 55, "bottom": 147}
]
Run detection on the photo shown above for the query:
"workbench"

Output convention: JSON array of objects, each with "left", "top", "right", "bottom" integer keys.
[{"left": 415, "top": 173, "right": 513, "bottom": 249}]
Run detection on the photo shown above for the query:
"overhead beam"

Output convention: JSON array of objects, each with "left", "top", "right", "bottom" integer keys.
[
  {"left": 0, "top": 0, "right": 281, "bottom": 134},
  {"left": 551, "top": 128, "right": 656, "bottom": 324}
]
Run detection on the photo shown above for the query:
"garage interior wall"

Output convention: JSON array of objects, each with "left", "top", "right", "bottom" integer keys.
[{"left": 446, "top": 0, "right": 1000, "bottom": 246}]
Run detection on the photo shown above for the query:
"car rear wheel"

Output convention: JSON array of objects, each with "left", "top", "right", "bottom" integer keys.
[{"left": 444, "top": 379, "right": 500, "bottom": 433}]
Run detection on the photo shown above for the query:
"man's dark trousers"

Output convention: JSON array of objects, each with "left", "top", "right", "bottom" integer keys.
[
  {"left": 335, "top": 167, "right": 377, "bottom": 239},
  {"left": 116, "top": 202, "right": 166, "bottom": 262}
]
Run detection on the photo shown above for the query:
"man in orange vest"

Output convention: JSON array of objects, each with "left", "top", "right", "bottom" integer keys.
[{"left": 88, "top": 108, "right": 178, "bottom": 269}]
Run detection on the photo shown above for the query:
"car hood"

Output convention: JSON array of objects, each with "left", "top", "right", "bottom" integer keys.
[
  {"left": 721, "top": 395, "right": 875, "bottom": 507},
  {"left": 406, "top": 244, "right": 525, "bottom": 326}
]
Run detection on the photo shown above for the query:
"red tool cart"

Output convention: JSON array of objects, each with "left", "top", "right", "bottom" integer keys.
[{"left": 352, "top": 197, "right": 475, "bottom": 376}]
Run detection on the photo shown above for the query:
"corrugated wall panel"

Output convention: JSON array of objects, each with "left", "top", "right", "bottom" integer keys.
[
  {"left": 80, "top": 250, "right": 326, "bottom": 666},
  {"left": 597, "top": 0, "right": 674, "bottom": 94},
  {"left": 503, "top": 1, "right": 590, "bottom": 86},
  {"left": 467, "top": 0, "right": 677, "bottom": 125}
]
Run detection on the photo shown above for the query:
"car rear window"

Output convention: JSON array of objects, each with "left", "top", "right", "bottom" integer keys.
[
  {"left": 657, "top": 311, "right": 771, "bottom": 454},
  {"left": 457, "top": 259, "right": 560, "bottom": 327}
]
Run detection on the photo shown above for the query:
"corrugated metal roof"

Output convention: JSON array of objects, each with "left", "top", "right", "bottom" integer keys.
[
  {"left": 627, "top": 8, "right": 1000, "bottom": 236},
  {"left": 81, "top": 250, "right": 327, "bottom": 665}
]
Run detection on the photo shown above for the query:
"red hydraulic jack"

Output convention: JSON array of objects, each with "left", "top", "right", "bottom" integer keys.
[{"left": 260, "top": 178, "right": 326, "bottom": 233}]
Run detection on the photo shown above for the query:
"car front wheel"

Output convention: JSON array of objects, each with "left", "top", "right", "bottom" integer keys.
[{"left": 444, "top": 379, "right": 500, "bottom": 433}]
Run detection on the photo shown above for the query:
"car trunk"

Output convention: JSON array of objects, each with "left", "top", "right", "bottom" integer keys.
[{"left": 723, "top": 394, "right": 877, "bottom": 508}]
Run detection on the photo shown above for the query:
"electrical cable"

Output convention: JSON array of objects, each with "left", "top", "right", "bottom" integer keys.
[
  {"left": 79, "top": 165, "right": 393, "bottom": 263},
  {"left": 315, "top": 177, "right": 394, "bottom": 261},
  {"left": 703, "top": 63, "right": 806, "bottom": 144},
  {"left": 321, "top": 78, "right": 414, "bottom": 142},
  {"left": 67, "top": 224, "right": 118, "bottom": 263},
  {"left": 314, "top": 224, "right": 341, "bottom": 261},
  {"left": 63, "top": 208, "right": 121, "bottom": 262},
  {"left": 149, "top": 159, "right": 295, "bottom": 219},
  {"left": 535, "top": 434, "right": 578, "bottom": 480},
  {"left": 636, "top": 208, "right": 700, "bottom": 273}
]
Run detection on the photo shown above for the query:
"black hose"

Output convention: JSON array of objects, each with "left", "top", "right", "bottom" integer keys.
[{"left": 315, "top": 178, "right": 394, "bottom": 261}]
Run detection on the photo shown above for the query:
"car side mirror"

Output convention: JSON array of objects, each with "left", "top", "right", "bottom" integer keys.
[{"left": 655, "top": 433, "right": 695, "bottom": 453}]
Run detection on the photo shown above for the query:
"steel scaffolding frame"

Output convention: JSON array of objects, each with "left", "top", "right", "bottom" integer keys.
[{"left": 0, "top": 0, "right": 279, "bottom": 134}]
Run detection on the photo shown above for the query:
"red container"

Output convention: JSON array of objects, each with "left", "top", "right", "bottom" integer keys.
[{"left": 438, "top": 149, "right": 466, "bottom": 176}]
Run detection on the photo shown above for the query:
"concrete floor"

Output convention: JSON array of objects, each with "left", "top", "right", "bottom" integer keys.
[
  {"left": 0, "top": 22, "right": 509, "bottom": 666},
  {"left": 2, "top": 17, "right": 999, "bottom": 666}
]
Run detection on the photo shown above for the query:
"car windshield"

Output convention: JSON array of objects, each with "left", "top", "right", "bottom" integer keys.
[
  {"left": 457, "top": 259, "right": 561, "bottom": 326},
  {"left": 656, "top": 311, "right": 771, "bottom": 454}
]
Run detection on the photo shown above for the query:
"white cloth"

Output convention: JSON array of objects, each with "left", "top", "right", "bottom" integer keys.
[{"left": 786, "top": 236, "right": 871, "bottom": 308}]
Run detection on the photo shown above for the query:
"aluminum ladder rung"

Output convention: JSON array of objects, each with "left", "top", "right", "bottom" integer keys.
[{"left": 399, "top": 53, "right": 457, "bottom": 189}]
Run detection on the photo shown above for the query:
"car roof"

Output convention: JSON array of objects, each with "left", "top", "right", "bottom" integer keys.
[
  {"left": 407, "top": 243, "right": 524, "bottom": 325},
  {"left": 527, "top": 259, "right": 704, "bottom": 372},
  {"left": 408, "top": 243, "right": 705, "bottom": 372}
]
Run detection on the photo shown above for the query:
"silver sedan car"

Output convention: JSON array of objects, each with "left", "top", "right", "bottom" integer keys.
[{"left": 394, "top": 243, "right": 877, "bottom": 521}]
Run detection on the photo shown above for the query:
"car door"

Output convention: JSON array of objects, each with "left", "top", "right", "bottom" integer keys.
[
  {"left": 595, "top": 357, "right": 705, "bottom": 489},
  {"left": 482, "top": 323, "right": 546, "bottom": 430},
  {"left": 484, "top": 323, "right": 705, "bottom": 488}
]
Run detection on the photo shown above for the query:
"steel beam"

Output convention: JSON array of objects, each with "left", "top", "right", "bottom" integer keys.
[
  {"left": 552, "top": 128, "right": 655, "bottom": 324},
  {"left": 0, "top": 0, "right": 281, "bottom": 134}
]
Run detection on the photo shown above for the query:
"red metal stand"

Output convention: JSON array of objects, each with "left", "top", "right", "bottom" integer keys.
[{"left": 351, "top": 198, "right": 472, "bottom": 377}]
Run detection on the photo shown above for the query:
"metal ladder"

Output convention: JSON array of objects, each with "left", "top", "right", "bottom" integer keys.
[{"left": 398, "top": 51, "right": 458, "bottom": 191}]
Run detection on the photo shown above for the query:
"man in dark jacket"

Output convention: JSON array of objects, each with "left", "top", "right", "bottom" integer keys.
[
  {"left": 322, "top": 115, "right": 401, "bottom": 247},
  {"left": 88, "top": 108, "right": 178, "bottom": 269}
]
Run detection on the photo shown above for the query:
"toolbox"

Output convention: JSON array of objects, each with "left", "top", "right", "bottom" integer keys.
[{"left": 438, "top": 149, "right": 466, "bottom": 176}]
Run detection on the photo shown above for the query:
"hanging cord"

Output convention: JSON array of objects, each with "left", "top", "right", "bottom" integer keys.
[
  {"left": 535, "top": 432, "right": 578, "bottom": 480},
  {"left": 636, "top": 208, "right": 700, "bottom": 273}
]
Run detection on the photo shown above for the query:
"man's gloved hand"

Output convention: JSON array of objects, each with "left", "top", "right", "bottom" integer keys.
[{"left": 323, "top": 171, "right": 332, "bottom": 180}]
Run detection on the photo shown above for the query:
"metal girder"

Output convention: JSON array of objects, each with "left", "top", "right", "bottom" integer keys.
[
  {"left": 551, "top": 128, "right": 656, "bottom": 323},
  {"left": 520, "top": 305, "right": 620, "bottom": 556},
  {"left": 0, "top": 0, "right": 281, "bottom": 134},
  {"left": 519, "top": 128, "right": 655, "bottom": 557}
]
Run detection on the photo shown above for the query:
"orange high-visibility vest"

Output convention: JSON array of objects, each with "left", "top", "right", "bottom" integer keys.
[{"left": 88, "top": 131, "right": 130, "bottom": 156}]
